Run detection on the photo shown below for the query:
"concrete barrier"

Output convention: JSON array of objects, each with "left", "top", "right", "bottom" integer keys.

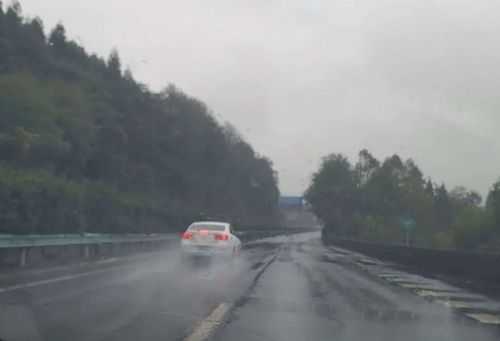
[{"left": 327, "top": 238, "right": 500, "bottom": 284}]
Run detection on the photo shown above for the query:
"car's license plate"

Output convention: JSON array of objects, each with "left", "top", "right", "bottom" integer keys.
[
  {"left": 194, "top": 234, "right": 212, "bottom": 241},
  {"left": 196, "top": 245, "right": 212, "bottom": 251}
]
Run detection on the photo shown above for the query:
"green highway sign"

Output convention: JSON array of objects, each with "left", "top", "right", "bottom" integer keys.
[{"left": 400, "top": 217, "right": 416, "bottom": 231}]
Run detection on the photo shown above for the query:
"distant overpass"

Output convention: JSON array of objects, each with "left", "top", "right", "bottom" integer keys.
[
  {"left": 279, "top": 196, "right": 321, "bottom": 228},
  {"left": 279, "top": 196, "right": 305, "bottom": 208}
]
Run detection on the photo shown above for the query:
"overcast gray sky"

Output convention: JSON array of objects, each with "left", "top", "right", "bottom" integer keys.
[{"left": 20, "top": 0, "right": 500, "bottom": 196}]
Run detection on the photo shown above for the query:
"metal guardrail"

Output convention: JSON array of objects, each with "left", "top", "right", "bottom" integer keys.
[
  {"left": 0, "top": 227, "right": 320, "bottom": 249},
  {"left": 0, "top": 228, "right": 318, "bottom": 248},
  {"left": 0, "top": 233, "right": 177, "bottom": 249},
  {"left": 0, "top": 229, "right": 316, "bottom": 267}
]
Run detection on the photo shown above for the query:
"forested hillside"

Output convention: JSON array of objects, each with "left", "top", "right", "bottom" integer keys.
[
  {"left": 0, "top": 2, "right": 280, "bottom": 234},
  {"left": 306, "top": 150, "right": 500, "bottom": 251}
]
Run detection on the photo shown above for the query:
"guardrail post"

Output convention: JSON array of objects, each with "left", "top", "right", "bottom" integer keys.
[
  {"left": 83, "top": 244, "right": 90, "bottom": 259},
  {"left": 19, "top": 247, "right": 28, "bottom": 267}
]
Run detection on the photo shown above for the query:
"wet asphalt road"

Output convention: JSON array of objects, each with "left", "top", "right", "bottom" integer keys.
[{"left": 0, "top": 232, "right": 498, "bottom": 341}]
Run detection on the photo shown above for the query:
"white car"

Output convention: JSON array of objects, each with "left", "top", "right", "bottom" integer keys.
[{"left": 180, "top": 221, "right": 241, "bottom": 260}]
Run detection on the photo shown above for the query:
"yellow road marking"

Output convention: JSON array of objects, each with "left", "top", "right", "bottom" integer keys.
[{"left": 184, "top": 303, "right": 232, "bottom": 341}]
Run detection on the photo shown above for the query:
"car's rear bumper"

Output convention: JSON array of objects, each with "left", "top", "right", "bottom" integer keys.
[{"left": 181, "top": 244, "right": 232, "bottom": 257}]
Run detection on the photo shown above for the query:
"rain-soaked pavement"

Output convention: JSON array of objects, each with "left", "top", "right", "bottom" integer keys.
[
  {"left": 216, "top": 234, "right": 500, "bottom": 341},
  {"left": 0, "top": 232, "right": 499, "bottom": 341}
]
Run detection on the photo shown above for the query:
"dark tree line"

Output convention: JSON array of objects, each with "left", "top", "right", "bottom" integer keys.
[
  {"left": 0, "top": 2, "right": 280, "bottom": 234},
  {"left": 306, "top": 150, "right": 500, "bottom": 251}
]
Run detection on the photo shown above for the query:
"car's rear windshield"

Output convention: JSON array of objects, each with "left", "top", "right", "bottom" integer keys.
[{"left": 188, "top": 224, "right": 226, "bottom": 231}]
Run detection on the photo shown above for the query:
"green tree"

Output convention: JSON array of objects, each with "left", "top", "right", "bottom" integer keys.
[
  {"left": 355, "top": 149, "right": 379, "bottom": 185},
  {"left": 307, "top": 149, "right": 493, "bottom": 250},
  {"left": 48, "top": 23, "right": 67, "bottom": 51},
  {"left": 434, "top": 184, "right": 452, "bottom": 230},
  {"left": 305, "top": 154, "right": 358, "bottom": 236},
  {"left": 424, "top": 179, "right": 434, "bottom": 197},
  {"left": 107, "top": 49, "right": 122, "bottom": 77},
  {"left": 0, "top": 5, "right": 281, "bottom": 234},
  {"left": 5, "top": 1, "right": 21, "bottom": 25},
  {"left": 450, "top": 186, "right": 482, "bottom": 208}
]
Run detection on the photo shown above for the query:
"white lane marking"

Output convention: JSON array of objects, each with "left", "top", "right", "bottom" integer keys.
[
  {"left": 377, "top": 273, "right": 402, "bottom": 278},
  {"left": 356, "top": 258, "right": 379, "bottom": 265},
  {"left": 96, "top": 257, "right": 118, "bottom": 264},
  {"left": 385, "top": 277, "right": 421, "bottom": 283},
  {"left": 417, "top": 289, "right": 453, "bottom": 298},
  {"left": 0, "top": 264, "right": 73, "bottom": 279},
  {"left": 398, "top": 283, "right": 438, "bottom": 290},
  {"left": 416, "top": 290, "right": 483, "bottom": 302},
  {"left": 465, "top": 313, "right": 500, "bottom": 325},
  {"left": 437, "top": 300, "right": 472, "bottom": 309},
  {"left": 29, "top": 264, "right": 176, "bottom": 306},
  {"left": 184, "top": 303, "right": 232, "bottom": 341},
  {"left": 379, "top": 276, "right": 410, "bottom": 282},
  {"left": 0, "top": 264, "right": 131, "bottom": 294},
  {"left": 0, "top": 258, "right": 115, "bottom": 279},
  {"left": 0, "top": 251, "right": 165, "bottom": 281}
]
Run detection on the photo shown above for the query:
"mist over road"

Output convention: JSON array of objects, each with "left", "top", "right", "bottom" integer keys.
[{"left": 0, "top": 233, "right": 498, "bottom": 341}]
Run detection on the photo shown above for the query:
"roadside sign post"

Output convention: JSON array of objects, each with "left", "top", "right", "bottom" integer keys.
[{"left": 400, "top": 218, "right": 416, "bottom": 247}]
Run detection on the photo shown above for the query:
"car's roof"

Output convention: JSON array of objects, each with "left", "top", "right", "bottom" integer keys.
[{"left": 190, "top": 221, "right": 230, "bottom": 227}]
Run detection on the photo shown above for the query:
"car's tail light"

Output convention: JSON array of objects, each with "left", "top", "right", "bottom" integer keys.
[
  {"left": 181, "top": 232, "right": 193, "bottom": 240},
  {"left": 214, "top": 233, "right": 229, "bottom": 241}
]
